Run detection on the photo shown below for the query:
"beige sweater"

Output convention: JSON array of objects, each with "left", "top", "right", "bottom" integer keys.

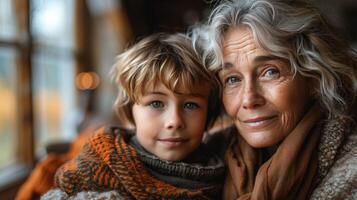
[{"left": 310, "top": 124, "right": 357, "bottom": 199}]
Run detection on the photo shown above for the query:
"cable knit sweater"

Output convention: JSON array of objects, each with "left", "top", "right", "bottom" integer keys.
[{"left": 309, "top": 117, "right": 357, "bottom": 199}]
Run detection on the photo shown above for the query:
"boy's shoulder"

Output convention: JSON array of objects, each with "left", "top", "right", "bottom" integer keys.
[
  {"left": 104, "top": 126, "right": 135, "bottom": 136},
  {"left": 82, "top": 126, "right": 136, "bottom": 151},
  {"left": 90, "top": 126, "right": 135, "bottom": 140}
]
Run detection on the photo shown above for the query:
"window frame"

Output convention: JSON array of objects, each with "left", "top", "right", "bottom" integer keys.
[
  {"left": 0, "top": 0, "right": 35, "bottom": 195},
  {"left": 0, "top": 0, "right": 125, "bottom": 198},
  {"left": 0, "top": 1, "right": 90, "bottom": 198}
]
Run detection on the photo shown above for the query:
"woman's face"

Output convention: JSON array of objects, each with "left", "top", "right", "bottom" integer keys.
[{"left": 219, "top": 26, "right": 311, "bottom": 148}]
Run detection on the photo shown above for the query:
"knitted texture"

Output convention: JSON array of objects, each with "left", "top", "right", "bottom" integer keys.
[
  {"left": 131, "top": 136, "right": 226, "bottom": 184},
  {"left": 41, "top": 189, "right": 124, "bottom": 200},
  {"left": 54, "top": 127, "right": 224, "bottom": 199},
  {"left": 16, "top": 126, "right": 97, "bottom": 200},
  {"left": 310, "top": 125, "right": 357, "bottom": 199},
  {"left": 315, "top": 117, "right": 352, "bottom": 182}
]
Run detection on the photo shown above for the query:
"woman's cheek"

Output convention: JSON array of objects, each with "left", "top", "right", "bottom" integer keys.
[{"left": 223, "top": 91, "right": 240, "bottom": 118}]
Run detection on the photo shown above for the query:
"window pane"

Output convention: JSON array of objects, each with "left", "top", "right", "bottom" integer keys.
[
  {"left": 33, "top": 52, "right": 77, "bottom": 156},
  {"left": 0, "top": 48, "right": 18, "bottom": 168},
  {"left": 0, "top": 0, "right": 18, "bottom": 40},
  {"left": 31, "top": 0, "right": 74, "bottom": 49}
]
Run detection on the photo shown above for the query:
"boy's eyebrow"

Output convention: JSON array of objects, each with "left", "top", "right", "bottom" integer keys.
[
  {"left": 186, "top": 93, "right": 208, "bottom": 97},
  {"left": 146, "top": 91, "right": 166, "bottom": 96},
  {"left": 145, "top": 90, "right": 208, "bottom": 98},
  {"left": 174, "top": 91, "right": 209, "bottom": 98}
]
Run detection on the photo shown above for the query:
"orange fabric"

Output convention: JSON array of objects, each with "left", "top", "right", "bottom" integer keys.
[
  {"left": 15, "top": 127, "right": 96, "bottom": 200},
  {"left": 224, "top": 104, "right": 322, "bottom": 200},
  {"left": 55, "top": 127, "right": 220, "bottom": 199}
]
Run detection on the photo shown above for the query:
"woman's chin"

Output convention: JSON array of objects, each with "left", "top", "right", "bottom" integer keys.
[
  {"left": 240, "top": 131, "right": 284, "bottom": 149},
  {"left": 246, "top": 140, "right": 276, "bottom": 149}
]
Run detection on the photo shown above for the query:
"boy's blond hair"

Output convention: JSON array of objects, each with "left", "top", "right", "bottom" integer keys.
[{"left": 111, "top": 33, "right": 221, "bottom": 128}]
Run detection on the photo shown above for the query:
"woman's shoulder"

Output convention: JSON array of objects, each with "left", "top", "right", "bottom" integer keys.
[
  {"left": 310, "top": 126, "right": 357, "bottom": 199},
  {"left": 41, "top": 188, "right": 125, "bottom": 200}
]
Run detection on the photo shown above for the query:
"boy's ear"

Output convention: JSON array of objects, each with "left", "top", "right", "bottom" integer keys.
[{"left": 116, "top": 103, "right": 135, "bottom": 128}]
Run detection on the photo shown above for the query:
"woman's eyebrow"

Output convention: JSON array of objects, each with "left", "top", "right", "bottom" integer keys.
[
  {"left": 220, "top": 55, "right": 280, "bottom": 73},
  {"left": 222, "top": 62, "right": 234, "bottom": 70},
  {"left": 253, "top": 55, "right": 280, "bottom": 62}
]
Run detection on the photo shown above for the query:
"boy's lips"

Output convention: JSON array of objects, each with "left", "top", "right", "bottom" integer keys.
[
  {"left": 158, "top": 137, "right": 186, "bottom": 142},
  {"left": 157, "top": 138, "right": 188, "bottom": 147}
]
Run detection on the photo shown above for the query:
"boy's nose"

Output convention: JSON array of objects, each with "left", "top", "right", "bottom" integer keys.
[{"left": 165, "top": 108, "right": 185, "bottom": 130}]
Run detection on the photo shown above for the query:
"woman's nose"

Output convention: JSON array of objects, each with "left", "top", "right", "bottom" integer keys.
[
  {"left": 241, "top": 81, "right": 265, "bottom": 109},
  {"left": 165, "top": 108, "right": 185, "bottom": 130}
]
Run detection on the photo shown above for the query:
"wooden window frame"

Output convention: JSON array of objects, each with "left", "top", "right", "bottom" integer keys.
[
  {"left": 0, "top": 0, "right": 89, "bottom": 198},
  {"left": 0, "top": 0, "right": 35, "bottom": 198}
]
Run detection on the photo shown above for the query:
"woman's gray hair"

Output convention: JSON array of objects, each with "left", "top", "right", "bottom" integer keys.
[{"left": 191, "top": 0, "right": 357, "bottom": 117}]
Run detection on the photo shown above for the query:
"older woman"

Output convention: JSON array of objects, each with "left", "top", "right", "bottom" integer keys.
[{"left": 192, "top": 0, "right": 356, "bottom": 199}]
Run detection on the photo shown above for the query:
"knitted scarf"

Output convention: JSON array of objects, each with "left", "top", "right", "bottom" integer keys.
[
  {"left": 223, "top": 104, "right": 323, "bottom": 200},
  {"left": 55, "top": 127, "right": 225, "bottom": 199}
]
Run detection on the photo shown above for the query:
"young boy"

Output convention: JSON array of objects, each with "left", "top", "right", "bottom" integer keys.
[{"left": 43, "top": 33, "right": 225, "bottom": 199}]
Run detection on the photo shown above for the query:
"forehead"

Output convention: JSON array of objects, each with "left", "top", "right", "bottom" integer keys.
[
  {"left": 223, "top": 26, "right": 265, "bottom": 63},
  {"left": 222, "top": 26, "right": 287, "bottom": 72},
  {"left": 144, "top": 81, "right": 211, "bottom": 98}
]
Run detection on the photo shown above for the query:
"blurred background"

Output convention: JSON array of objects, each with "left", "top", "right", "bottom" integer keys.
[{"left": 0, "top": 0, "right": 356, "bottom": 199}]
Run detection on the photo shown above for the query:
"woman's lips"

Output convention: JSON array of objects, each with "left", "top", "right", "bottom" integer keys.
[{"left": 241, "top": 116, "right": 276, "bottom": 128}]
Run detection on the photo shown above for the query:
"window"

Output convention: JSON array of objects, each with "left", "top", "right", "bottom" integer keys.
[
  {"left": 0, "top": 0, "right": 138, "bottom": 199},
  {"left": 31, "top": 0, "right": 77, "bottom": 157},
  {"left": 0, "top": 0, "right": 17, "bottom": 40},
  {"left": 0, "top": 0, "right": 78, "bottom": 193},
  {"left": 0, "top": 0, "right": 34, "bottom": 191},
  {"left": 0, "top": 48, "right": 18, "bottom": 169}
]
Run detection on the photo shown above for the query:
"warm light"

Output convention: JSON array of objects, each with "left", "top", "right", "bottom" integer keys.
[{"left": 75, "top": 72, "right": 100, "bottom": 90}]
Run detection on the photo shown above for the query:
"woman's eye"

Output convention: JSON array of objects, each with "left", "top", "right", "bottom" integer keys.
[
  {"left": 263, "top": 68, "right": 280, "bottom": 78},
  {"left": 149, "top": 101, "right": 164, "bottom": 109},
  {"left": 225, "top": 76, "right": 240, "bottom": 85},
  {"left": 184, "top": 102, "right": 199, "bottom": 110}
]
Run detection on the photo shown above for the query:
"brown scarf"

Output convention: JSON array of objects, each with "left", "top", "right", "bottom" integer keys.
[
  {"left": 224, "top": 104, "right": 322, "bottom": 200},
  {"left": 55, "top": 127, "right": 221, "bottom": 200}
]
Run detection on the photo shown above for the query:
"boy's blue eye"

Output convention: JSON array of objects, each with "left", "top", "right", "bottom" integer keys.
[
  {"left": 150, "top": 101, "right": 164, "bottom": 109},
  {"left": 184, "top": 102, "right": 199, "bottom": 110}
]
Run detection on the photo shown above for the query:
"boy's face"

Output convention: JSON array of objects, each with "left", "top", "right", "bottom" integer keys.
[{"left": 132, "top": 82, "right": 210, "bottom": 161}]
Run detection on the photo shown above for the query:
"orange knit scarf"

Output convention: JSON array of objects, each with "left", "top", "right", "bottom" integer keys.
[{"left": 55, "top": 127, "right": 222, "bottom": 199}]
